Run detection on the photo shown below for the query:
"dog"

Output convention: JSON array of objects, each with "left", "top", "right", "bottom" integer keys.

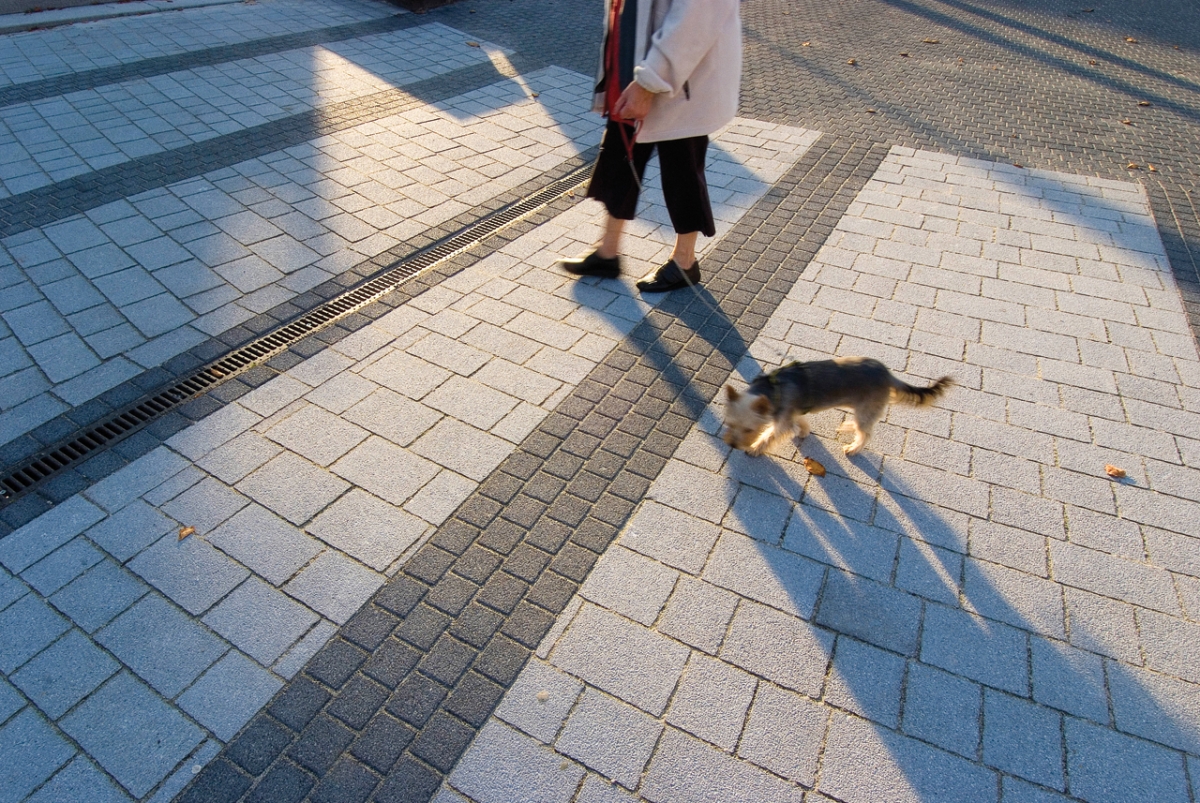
[{"left": 722, "top": 357, "right": 953, "bottom": 456}]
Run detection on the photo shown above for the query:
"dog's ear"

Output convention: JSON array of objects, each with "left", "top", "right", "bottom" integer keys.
[
  {"left": 724, "top": 385, "right": 740, "bottom": 402},
  {"left": 751, "top": 395, "right": 772, "bottom": 415}
]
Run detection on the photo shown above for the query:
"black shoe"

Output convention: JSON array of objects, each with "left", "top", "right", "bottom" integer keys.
[
  {"left": 559, "top": 250, "right": 621, "bottom": 278},
  {"left": 636, "top": 259, "right": 701, "bottom": 293}
]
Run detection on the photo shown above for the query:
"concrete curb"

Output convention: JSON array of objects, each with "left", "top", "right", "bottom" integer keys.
[{"left": 0, "top": 0, "right": 242, "bottom": 35}]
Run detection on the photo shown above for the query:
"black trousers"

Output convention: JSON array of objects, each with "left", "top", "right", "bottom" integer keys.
[{"left": 585, "top": 120, "right": 716, "bottom": 238}]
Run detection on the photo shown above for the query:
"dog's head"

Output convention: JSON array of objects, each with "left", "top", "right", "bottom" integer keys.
[{"left": 722, "top": 385, "right": 774, "bottom": 452}]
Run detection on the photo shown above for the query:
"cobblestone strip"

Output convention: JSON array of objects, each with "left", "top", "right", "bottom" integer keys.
[
  {"left": 1146, "top": 181, "right": 1200, "bottom": 344},
  {"left": 0, "top": 13, "right": 420, "bottom": 108},
  {"left": 174, "top": 136, "right": 889, "bottom": 803},
  {"left": 0, "top": 148, "right": 596, "bottom": 531},
  {"left": 0, "top": 54, "right": 540, "bottom": 239}
]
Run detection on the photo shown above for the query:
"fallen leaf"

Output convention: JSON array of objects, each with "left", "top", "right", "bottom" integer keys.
[
  {"left": 1105, "top": 464, "right": 1127, "bottom": 478},
  {"left": 803, "top": 457, "right": 826, "bottom": 477},
  {"left": 1013, "top": 162, "right": 1024, "bottom": 168},
  {"left": 1121, "top": 118, "right": 1132, "bottom": 125},
  {"left": 847, "top": 58, "right": 857, "bottom": 65},
  {"left": 802, "top": 41, "right": 811, "bottom": 47},
  {"left": 1088, "top": 59, "right": 1098, "bottom": 65},
  {"left": 178, "top": 526, "right": 196, "bottom": 540},
  {"left": 1138, "top": 100, "right": 1151, "bottom": 106},
  {"left": 530, "top": 91, "right": 540, "bottom": 97},
  {"left": 536, "top": 690, "right": 550, "bottom": 702},
  {"left": 923, "top": 38, "right": 940, "bottom": 44},
  {"left": 566, "top": 190, "right": 575, "bottom": 197},
  {"left": 1127, "top": 162, "right": 1140, "bottom": 169},
  {"left": 900, "top": 52, "right": 910, "bottom": 57},
  {"left": 1148, "top": 164, "right": 1158, "bottom": 172},
  {"left": 866, "top": 108, "right": 877, "bottom": 113},
  {"left": 466, "top": 40, "right": 480, "bottom": 47},
  {"left": 1125, "top": 37, "right": 1137, "bottom": 43}
]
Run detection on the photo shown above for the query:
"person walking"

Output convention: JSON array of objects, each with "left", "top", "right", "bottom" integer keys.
[{"left": 558, "top": 0, "right": 742, "bottom": 293}]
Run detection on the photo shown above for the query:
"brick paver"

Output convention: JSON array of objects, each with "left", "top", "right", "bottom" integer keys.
[{"left": 0, "top": 0, "right": 1198, "bottom": 801}]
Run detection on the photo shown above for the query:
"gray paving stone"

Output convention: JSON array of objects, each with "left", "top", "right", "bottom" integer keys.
[
  {"left": 902, "top": 661, "right": 981, "bottom": 758},
  {"left": 283, "top": 550, "right": 382, "bottom": 624},
  {"left": 411, "top": 418, "right": 513, "bottom": 482},
  {"left": 736, "top": 680, "right": 825, "bottom": 786},
  {"left": 580, "top": 545, "right": 678, "bottom": 627},
  {"left": 1064, "top": 587, "right": 1142, "bottom": 665},
  {"left": 0, "top": 495, "right": 106, "bottom": 573},
  {"left": 783, "top": 504, "right": 898, "bottom": 583},
  {"left": 206, "top": 503, "right": 323, "bottom": 586},
  {"left": 719, "top": 600, "right": 833, "bottom": 698},
  {"left": 473, "top": 358, "right": 562, "bottom": 405},
  {"left": 647, "top": 461, "right": 737, "bottom": 525},
  {"left": 657, "top": 577, "right": 738, "bottom": 655},
  {"left": 359, "top": 350, "right": 451, "bottom": 400},
  {"left": 307, "top": 489, "right": 429, "bottom": 571},
  {"left": 0, "top": 567, "right": 26, "bottom": 614},
  {"left": 159, "top": 476, "right": 250, "bottom": 535},
  {"left": 3, "top": 300, "right": 70, "bottom": 346},
  {"left": 20, "top": 536, "right": 103, "bottom": 596},
  {"left": 84, "top": 447, "right": 190, "bottom": 512},
  {"left": 983, "top": 690, "right": 1064, "bottom": 790},
  {"left": 196, "top": 431, "right": 283, "bottom": 485},
  {"left": 816, "top": 571, "right": 922, "bottom": 656},
  {"left": 820, "top": 713, "right": 997, "bottom": 803},
  {"left": 202, "top": 576, "right": 318, "bottom": 666},
  {"left": 236, "top": 374, "right": 308, "bottom": 417},
  {"left": 96, "top": 594, "right": 226, "bottom": 697},
  {"left": 178, "top": 650, "right": 283, "bottom": 741},
  {"left": 61, "top": 671, "right": 204, "bottom": 798},
  {"left": 963, "top": 559, "right": 1065, "bottom": 639},
  {"left": 128, "top": 531, "right": 249, "bottom": 616},
  {"left": 0, "top": 593, "right": 69, "bottom": 674},
  {"left": 895, "top": 537, "right": 962, "bottom": 605},
  {"left": 0, "top": 708, "right": 74, "bottom": 803},
  {"left": 341, "top": 387, "right": 442, "bottom": 447},
  {"left": 495, "top": 658, "right": 583, "bottom": 744},
  {"left": 273, "top": 619, "right": 337, "bottom": 680},
  {"left": 555, "top": 688, "right": 662, "bottom": 789},
  {"left": 1029, "top": 636, "right": 1109, "bottom": 724},
  {"left": 665, "top": 653, "right": 756, "bottom": 751},
  {"left": 266, "top": 403, "right": 370, "bottom": 467},
  {"left": 621, "top": 502, "right": 721, "bottom": 576},
  {"left": 28, "top": 331, "right": 101, "bottom": 382},
  {"left": 0, "top": 677, "right": 22, "bottom": 726},
  {"left": 26, "top": 755, "right": 132, "bottom": 803},
  {"left": 1065, "top": 718, "right": 1190, "bottom": 803},
  {"left": 702, "top": 531, "right": 825, "bottom": 620},
  {"left": 11, "top": 628, "right": 118, "bottom": 719},
  {"left": 551, "top": 603, "right": 689, "bottom": 717},
  {"left": 574, "top": 776, "right": 639, "bottom": 803},
  {"left": 330, "top": 435, "right": 440, "bottom": 506},
  {"left": 723, "top": 483, "right": 793, "bottom": 543},
  {"left": 641, "top": 727, "right": 805, "bottom": 803},
  {"left": 449, "top": 720, "right": 584, "bottom": 803},
  {"left": 49, "top": 559, "right": 148, "bottom": 634},
  {"left": 825, "top": 636, "right": 905, "bottom": 728},
  {"left": 424, "top": 375, "right": 520, "bottom": 431},
  {"left": 1108, "top": 662, "right": 1200, "bottom": 755},
  {"left": 920, "top": 603, "right": 1029, "bottom": 696},
  {"left": 1138, "top": 610, "right": 1200, "bottom": 684},
  {"left": 237, "top": 451, "right": 350, "bottom": 526},
  {"left": 404, "top": 468, "right": 477, "bottom": 526},
  {"left": 304, "top": 370, "right": 379, "bottom": 415}
]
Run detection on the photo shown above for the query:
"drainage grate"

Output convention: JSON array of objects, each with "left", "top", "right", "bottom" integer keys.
[{"left": 0, "top": 165, "right": 592, "bottom": 506}]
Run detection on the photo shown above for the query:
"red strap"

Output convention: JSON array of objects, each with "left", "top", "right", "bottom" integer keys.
[{"left": 604, "top": 0, "right": 624, "bottom": 119}]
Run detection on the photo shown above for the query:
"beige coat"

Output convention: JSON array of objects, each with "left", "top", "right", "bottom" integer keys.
[{"left": 592, "top": 0, "right": 742, "bottom": 143}]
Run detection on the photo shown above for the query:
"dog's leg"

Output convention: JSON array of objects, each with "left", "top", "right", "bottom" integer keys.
[
  {"left": 845, "top": 398, "right": 887, "bottom": 455},
  {"left": 795, "top": 413, "right": 810, "bottom": 440}
]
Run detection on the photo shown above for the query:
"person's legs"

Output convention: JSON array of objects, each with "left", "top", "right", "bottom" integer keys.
[
  {"left": 636, "top": 134, "right": 715, "bottom": 292},
  {"left": 561, "top": 121, "right": 652, "bottom": 277}
]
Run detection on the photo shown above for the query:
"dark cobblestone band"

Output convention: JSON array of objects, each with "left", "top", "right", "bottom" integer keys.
[
  {"left": 0, "top": 54, "right": 544, "bottom": 240},
  {"left": 175, "top": 135, "right": 891, "bottom": 803},
  {"left": 1148, "top": 182, "right": 1200, "bottom": 336},
  {"left": 0, "top": 13, "right": 423, "bottom": 108},
  {"left": 0, "top": 147, "right": 597, "bottom": 534}
]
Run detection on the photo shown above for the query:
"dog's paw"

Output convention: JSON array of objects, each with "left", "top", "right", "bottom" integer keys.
[{"left": 843, "top": 443, "right": 862, "bottom": 456}]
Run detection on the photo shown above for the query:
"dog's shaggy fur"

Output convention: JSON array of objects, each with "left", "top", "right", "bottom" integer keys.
[{"left": 723, "top": 357, "right": 953, "bottom": 456}]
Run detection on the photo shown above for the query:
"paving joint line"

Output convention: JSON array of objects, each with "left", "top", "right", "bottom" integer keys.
[
  {"left": 174, "top": 134, "right": 892, "bottom": 803},
  {"left": 0, "top": 12, "right": 421, "bottom": 107}
]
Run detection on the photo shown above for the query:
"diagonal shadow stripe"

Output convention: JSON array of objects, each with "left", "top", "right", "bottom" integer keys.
[
  {"left": 0, "top": 13, "right": 423, "bottom": 108},
  {"left": 1146, "top": 180, "right": 1200, "bottom": 346},
  {"left": 0, "top": 53, "right": 543, "bottom": 239},
  {"left": 174, "top": 135, "right": 891, "bottom": 803}
]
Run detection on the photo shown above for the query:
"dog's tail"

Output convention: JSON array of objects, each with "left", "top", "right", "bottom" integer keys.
[{"left": 890, "top": 375, "right": 954, "bottom": 406}]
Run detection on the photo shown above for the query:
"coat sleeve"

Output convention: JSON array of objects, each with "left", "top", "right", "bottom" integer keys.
[{"left": 633, "top": 0, "right": 739, "bottom": 95}]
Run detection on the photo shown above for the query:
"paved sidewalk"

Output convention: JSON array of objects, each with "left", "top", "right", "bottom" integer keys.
[{"left": 0, "top": 0, "right": 1199, "bottom": 802}]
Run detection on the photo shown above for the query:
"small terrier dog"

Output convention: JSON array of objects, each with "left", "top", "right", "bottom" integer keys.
[{"left": 723, "top": 357, "right": 953, "bottom": 456}]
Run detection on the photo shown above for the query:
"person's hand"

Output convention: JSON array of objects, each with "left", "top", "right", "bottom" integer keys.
[{"left": 613, "top": 81, "right": 654, "bottom": 122}]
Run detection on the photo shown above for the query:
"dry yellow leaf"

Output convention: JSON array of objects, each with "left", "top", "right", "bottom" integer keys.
[
  {"left": 1148, "top": 165, "right": 1158, "bottom": 172},
  {"left": 1125, "top": 36, "right": 1138, "bottom": 43},
  {"left": 802, "top": 41, "right": 811, "bottom": 47},
  {"left": 847, "top": 58, "right": 857, "bottom": 65},
  {"left": 466, "top": 41, "right": 480, "bottom": 47},
  {"left": 923, "top": 38, "right": 940, "bottom": 44},
  {"left": 1121, "top": 119, "right": 1132, "bottom": 125},
  {"left": 900, "top": 52, "right": 910, "bottom": 57},
  {"left": 1013, "top": 163, "right": 1024, "bottom": 168},
  {"left": 178, "top": 526, "right": 196, "bottom": 540},
  {"left": 866, "top": 108, "right": 877, "bottom": 114},
  {"left": 1127, "top": 162, "right": 1140, "bottom": 169},
  {"left": 803, "top": 457, "right": 826, "bottom": 477},
  {"left": 1138, "top": 100, "right": 1151, "bottom": 106},
  {"left": 1105, "top": 464, "right": 1126, "bottom": 479},
  {"left": 1088, "top": 59, "right": 1098, "bottom": 65},
  {"left": 530, "top": 91, "right": 540, "bottom": 98}
]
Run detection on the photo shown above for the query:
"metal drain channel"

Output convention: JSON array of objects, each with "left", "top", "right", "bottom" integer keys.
[{"left": 0, "top": 165, "right": 592, "bottom": 506}]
